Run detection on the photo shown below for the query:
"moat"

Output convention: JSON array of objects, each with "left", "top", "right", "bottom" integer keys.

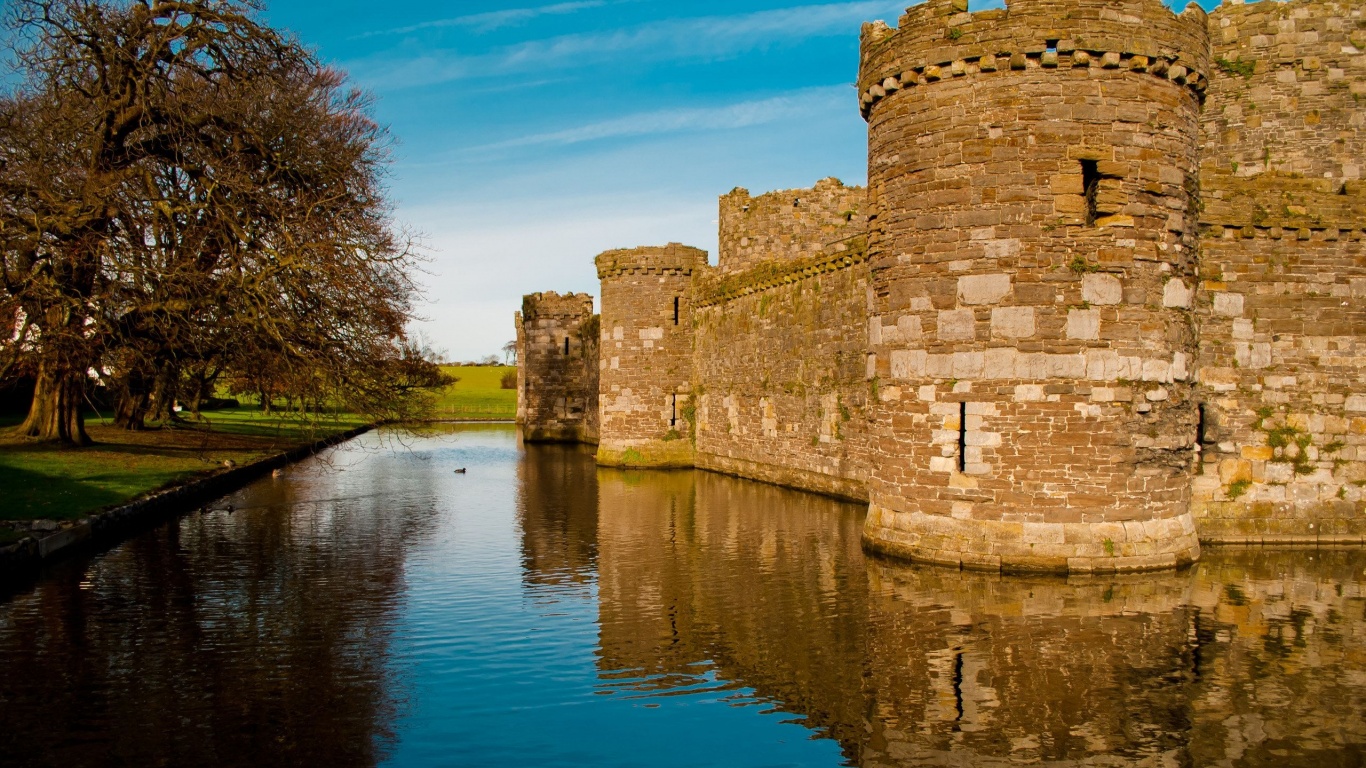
[{"left": 2, "top": 424, "right": 1364, "bottom": 766}]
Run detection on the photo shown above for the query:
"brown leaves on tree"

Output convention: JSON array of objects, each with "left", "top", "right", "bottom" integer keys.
[{"left": 0, "top": 0, "right": 435, "bottom": 443}]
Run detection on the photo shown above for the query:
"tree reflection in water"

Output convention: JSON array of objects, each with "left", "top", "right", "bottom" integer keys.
[
  {"left": 1, "top": 427, "right": 1362, "bottom": 767},
  {"left": 0, "top": 431, "right": 444, "bottom": 768}
]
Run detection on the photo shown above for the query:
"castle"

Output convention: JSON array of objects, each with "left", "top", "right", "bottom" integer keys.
[{"left": 515, "top": 0, "right": 1366, "bottom": 573}]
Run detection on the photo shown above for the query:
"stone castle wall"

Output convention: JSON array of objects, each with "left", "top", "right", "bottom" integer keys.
[
  {"left": 516, "top": 292, "right": 599, "bottom": 443},
  {"left": 692, "top": 242, "right": 873, "bottom": 502},
  {"left": 1192, "top": 0, "right": 1366, "bottom": 543},
  {"left": 516, "top": 0, "right": 1366, "bottom": 572},
  {"left": 717, "top": 178, "right": 868, "bottom": 275}
]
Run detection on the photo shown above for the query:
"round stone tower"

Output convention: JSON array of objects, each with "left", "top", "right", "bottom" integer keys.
[
  {"left": 595, "top": 243, "right": 707, "bottom": 468},
  {"left": 858, "top": 0, "right": 1209, "bottom": 572}
]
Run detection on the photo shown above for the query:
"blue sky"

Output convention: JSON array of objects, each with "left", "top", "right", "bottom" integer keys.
[{"left": 264, "top": 0, "right": 1224, "bottom": 361}]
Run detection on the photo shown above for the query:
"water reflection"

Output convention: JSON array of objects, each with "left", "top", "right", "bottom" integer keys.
[
  {"left": 1, "top": 426, "right": 1363, "bottom": 767},
  {"left": 0, "top": 429, "right": 447, "bottom": 768},
  {"left": 564, "top": 459, "right": 1366, "bottom": 766},
  {"left": 593, "top": 468, "right": 868, "bottom": 751},
  {"left": 517, "top": 441, "right": 600, "bottom": 593}
]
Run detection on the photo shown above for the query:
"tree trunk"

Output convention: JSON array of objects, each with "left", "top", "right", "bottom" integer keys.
[
  {"left": 113, "top": 390, "right": 149, "bottom": 430},
  {"left": 149, "top": 365, "right": 179, "bottom": 424},
  {"left": 113, "top": 368, "right": 150, "bottom": 430},
  {"left": 18, "top": 360, "right": 91, "bottom": 445}
]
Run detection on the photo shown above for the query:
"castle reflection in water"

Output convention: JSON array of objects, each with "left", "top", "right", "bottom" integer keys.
[{"left": 519, "top": 441, "right": 1366, "bottom": 766}]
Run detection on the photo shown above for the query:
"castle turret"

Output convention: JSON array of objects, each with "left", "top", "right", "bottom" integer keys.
[
  {"left": 858, "top": 0, "right": 1209, "bottom": 572},
  {"left": 595, "top": 244, "right": 707, "bottom": 467},
  {"left": 517, "top": 292, "right": 599, "bottom": 443}
]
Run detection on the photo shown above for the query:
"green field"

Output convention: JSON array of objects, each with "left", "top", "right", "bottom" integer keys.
[
  {"left": 0, "top": 409, "right": 367, "bottom": 524},
  {"left": 431, "top": 365, "right": 517, "bottom": 421}
]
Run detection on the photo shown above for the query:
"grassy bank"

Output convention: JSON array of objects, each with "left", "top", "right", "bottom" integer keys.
[
  {"left": 432, "top": 365, "right": 516, "bottom": 421},
  {"left": 0, "top": 409, "right": 367, "bottom": 524},
  {"left": 0, "top": 366, "right": 516, "bottom": 525}
]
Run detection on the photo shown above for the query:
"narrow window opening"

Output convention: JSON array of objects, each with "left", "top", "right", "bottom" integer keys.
[
  {"left": 1081, "top": 159, "right": 1101, "bottom": 226},
  {"left": 673, "top": 296, "right": 680, "bottom": 325},
  {"left": 958, "top": 402, "right": 968, "bottom": 473},
  {"left": 564, "top": 336, "right": 570, "bottom": 355},
  {"left": 1196, "top": 403, "right": 1207, "bottom": 445},
  {"left": 670, "top": 394, "right": 677, "bottom": 427}
]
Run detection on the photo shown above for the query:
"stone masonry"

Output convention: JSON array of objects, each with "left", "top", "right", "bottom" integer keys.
[
  {"left": 594, "top": 244, "right": 706, "bottom": 467},
  {"left": 516, "top": 0, "right": 1366, "bottom": 573},
  {"left": 515, "top": 292, "right": 599, "bottom": 443}
]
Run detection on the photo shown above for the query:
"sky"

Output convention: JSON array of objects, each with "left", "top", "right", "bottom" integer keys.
[{"left": 264, "top": 0, "right": 1225, "bottom": 362}]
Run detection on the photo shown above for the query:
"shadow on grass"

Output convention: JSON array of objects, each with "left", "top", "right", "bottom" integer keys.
[{"left": 0, "top": 463, "right": 130, "bottom": 523}]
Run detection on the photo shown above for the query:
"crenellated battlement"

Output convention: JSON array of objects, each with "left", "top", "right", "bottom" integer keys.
[
  {"left": 521, "top": 292, "right": 594, "bottom": 321},
  {"left": 858, "top": 0, "right": 1210, "bottom": 118},
  {"left": 595, "top": 243, "right": 709, "bottom": 280}
]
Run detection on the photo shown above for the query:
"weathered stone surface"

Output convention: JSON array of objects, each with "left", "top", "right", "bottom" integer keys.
[
  {"left": 1082, "top": 274, "right": 1123, "bottom": 306},
  {"left": 516, "top": 292, "right": 599, "bottom": 443},
  {"left": 519, "top": 0, "right": 1365, "bottom": 574},
  {"left": 595, "top": 244, "right": 706, "bottom": 468},
  {"left": 958, "top": 274, "right": 1011, "bottom": 305}
]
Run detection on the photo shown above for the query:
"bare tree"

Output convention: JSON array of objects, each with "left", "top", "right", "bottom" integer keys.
[{"left": 0, "top": 0, "right": 433, "bottom": 440}]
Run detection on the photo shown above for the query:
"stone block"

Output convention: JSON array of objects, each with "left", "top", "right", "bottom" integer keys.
[
  {"left": 1082, "top": 274, "right": 1122, "bottom": 305},
  {"left": 958, "top": 274, "right": 1011, "bottom": 305},
  {"left": 937, "top": 309, "right": 977, "bottom": 341},
  {"left": 952, "top": 352, "right": 984, "bottom": 379},
  {"left": 984, "top": 239, "right": 1021, "bottom": 259},
  {"left": 890, "top": 350, "right": 926, "bottom": 379},
  {"left": 1067, "top": 309, "right": 1100, "bottom": 340},
  {"left": 1213, "top": 292, "right": 1244, "bottom": 317},
  {"left": 984, "top": 348, "right": 1015, "bottom": 379},
  {"left": 1051, "top": 175, "right": 1085, "bottom": 194},
  {"left": 929, "top": 456, "right": 955, "bottom": 473},
  {"left": 1162, "top": 279, "right": 1192, "bottom": 308},
  {"left": 897, "top": 315, "right": 923, "bottom": 341},
  {"left": 991, "top": 306, "right": 1035, "bottom": 338}
]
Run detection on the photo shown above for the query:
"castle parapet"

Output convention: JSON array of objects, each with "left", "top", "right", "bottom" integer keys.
[
  {"left": 595, "top": 242, "right": 708, "bottom": 280},
  {"left": 718, "top": 178, "right": 868, "bottom": 274},
  {"left": 858, "top": 0, "right": 1210, "bottom": 119}
]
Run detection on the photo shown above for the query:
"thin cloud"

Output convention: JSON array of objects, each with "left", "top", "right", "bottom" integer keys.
[
  {"left": 355, "top": 1, "right": 608, "bottom": 38},
  {"left": 351, "top": 1, "right": 904, "bottom": 89},
  {"left": 470, "top": 87, "right": 850, "bottom": 152}
]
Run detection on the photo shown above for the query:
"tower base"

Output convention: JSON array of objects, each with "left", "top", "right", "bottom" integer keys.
[{"left": 863, "top": 504, "right": 1201, "bottom": 574}]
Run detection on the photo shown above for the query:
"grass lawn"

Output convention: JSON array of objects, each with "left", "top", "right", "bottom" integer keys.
[
  {"left": 432, "top": 365, "right": 517, "bottom": 421},
  {"left": 0, "top": 409, "right": 367, "bottom": 524}
]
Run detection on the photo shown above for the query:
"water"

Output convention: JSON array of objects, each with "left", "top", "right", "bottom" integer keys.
[{"left": 2, "top": 424, "right": 1364, "bottom": 767}]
